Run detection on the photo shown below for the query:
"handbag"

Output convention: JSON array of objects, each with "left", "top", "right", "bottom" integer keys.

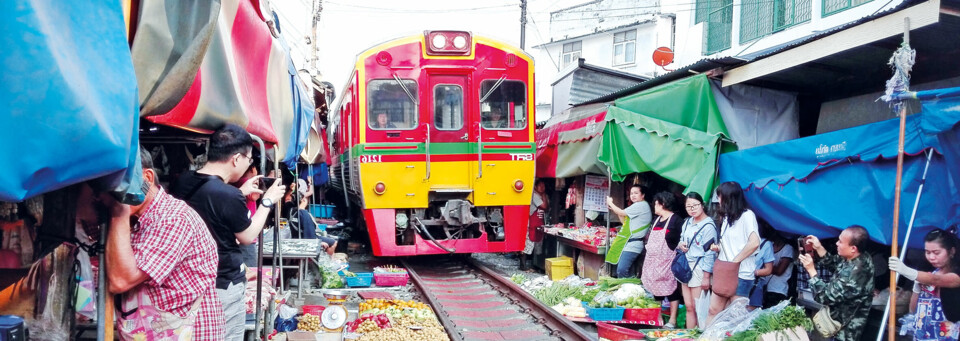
[
  {"left": 711, "top": 221, "right": 740, "bottom": 298},
  {"left": 116, "top": 285, "right": 203, "bottom": 341},
  {"left": 813, "top": 305, "right": 846, "bottom": 338},
  {"left": 671, "top": 219, "right": 713, "bottom": 283}
]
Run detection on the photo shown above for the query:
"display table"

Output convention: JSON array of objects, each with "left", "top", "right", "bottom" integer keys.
[
  {"left": 542, "top": 229, "right": 608, "bottom": 280},
  {"left": 566, "top": 315, "right": 663, "bottom": 326},
  {"left": 263, "top": 239, "right": 322, "bottom": 297}
]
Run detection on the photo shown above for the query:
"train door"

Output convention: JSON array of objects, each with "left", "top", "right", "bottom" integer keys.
[{"left": 425, "top": 73, "right": 472, "bottom": 189}]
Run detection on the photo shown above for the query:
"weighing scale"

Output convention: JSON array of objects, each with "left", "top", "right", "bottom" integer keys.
[{"left": 319, "top": 291, "right": 350, "bottom": 341}]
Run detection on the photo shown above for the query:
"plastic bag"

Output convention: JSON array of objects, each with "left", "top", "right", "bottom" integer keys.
[{"left": 696, "top": 290, "right": 711, "bottom": 329}]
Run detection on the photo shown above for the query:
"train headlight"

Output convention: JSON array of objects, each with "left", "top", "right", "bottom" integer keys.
[
  {"left": 453, "top": 35, "right": 467, "bottom": 49},
  {"left": 513, "top": 179, "right": 524, "bottom": 192},
  {"left": 431, "top": 34, "right": 446, "bottom": 49},
  {"left": 374, "top": 182, "right": 386, "bottom": 195}
]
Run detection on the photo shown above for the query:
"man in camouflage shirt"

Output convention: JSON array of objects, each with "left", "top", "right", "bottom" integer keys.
[{"left": 798, "top": 225, "right": 875, "bottom": 341}]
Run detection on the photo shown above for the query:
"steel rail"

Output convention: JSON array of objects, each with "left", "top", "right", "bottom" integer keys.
[
  {"left": 401, "top": 258, "right": 465, "bottom": 341},
  {"left": 465, "top": 257, "right": 593, "bottom": 341}
]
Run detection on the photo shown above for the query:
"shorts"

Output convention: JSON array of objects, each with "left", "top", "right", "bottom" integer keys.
[
  {"left": 654, "top": 284, "right": 683, "bottom": 302},
  {"left": 318, "top": 235, "right": 337, "bottom": 248},
  {"left": 735, "top": 278, "right": 754, "bottom": 297},
  {"left": 686, "top": 263, "right": 705, "bottom": 287}
]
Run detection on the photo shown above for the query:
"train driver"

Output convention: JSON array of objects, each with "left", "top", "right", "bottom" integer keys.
[
  {"left": 374, "top": 112, "right": 397, "bottom": 129},
  {"left": 484, "top": 107, "right": 508, "bottom": 129}
]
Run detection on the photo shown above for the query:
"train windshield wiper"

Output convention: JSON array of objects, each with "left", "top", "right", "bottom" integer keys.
[
  {"left": 479, "top": 75, "right": 507, "bottom": 102},
  {"left": 392, "top": 73, "right": 418, "bottom": 106}
]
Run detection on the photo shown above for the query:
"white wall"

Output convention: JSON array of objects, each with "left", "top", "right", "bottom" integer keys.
[{"left": 663, "top": 0, "right": 909, "bottom": 66}]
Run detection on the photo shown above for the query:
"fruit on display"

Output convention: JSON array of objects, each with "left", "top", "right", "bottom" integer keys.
[
  {"left": 356, "top": 315, "right": 449, "bottom": 341},
  {"left": 297, "top": 314, "right": 321, "bottom": 332}
]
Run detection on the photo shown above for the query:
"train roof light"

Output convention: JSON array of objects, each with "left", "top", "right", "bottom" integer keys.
[{"left": 424, "top": 30, "right": 471, "bottom": 56}]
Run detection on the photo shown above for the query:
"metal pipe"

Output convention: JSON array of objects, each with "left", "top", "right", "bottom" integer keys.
[
  {"left": 477, "top": 123, "right": 483, "bottom": 178},
  {"left": 249, "top": 134, "right": 266, "bottom": 341},
  {"left": 425, "top": 124, "right": 431, "bottom": 180},
  {"left": 97, "top": 222, "right": 108, "bottom": 341}
]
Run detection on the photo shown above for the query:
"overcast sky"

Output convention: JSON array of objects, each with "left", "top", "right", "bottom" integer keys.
[{"left": 274, "top": 0, "right": 585, "bottom": 94}]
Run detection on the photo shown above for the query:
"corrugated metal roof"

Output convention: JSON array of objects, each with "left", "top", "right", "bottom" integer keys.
[
  {"left": 575, "top": 56, "right": 744, "bottom": 105},
  {"left": 574, "top": 0, "right": 933, "bottom": 105}
]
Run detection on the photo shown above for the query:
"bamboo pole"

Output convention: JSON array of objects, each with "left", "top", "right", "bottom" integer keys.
[{"left": 888, "top": 17, "right": 910, "bottom": 341}]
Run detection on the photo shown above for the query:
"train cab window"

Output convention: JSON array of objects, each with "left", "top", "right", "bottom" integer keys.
[
  {"left": 367, "top": 79, "right": 418, "bottom": 130},
  {"left": 433, "top": 85, "right": 464, "bottom": 130},
  {"left": 480, "top": 80, "right": 526, "bottom": 130}
]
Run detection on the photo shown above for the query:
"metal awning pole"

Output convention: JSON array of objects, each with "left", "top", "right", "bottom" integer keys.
[
  {"left": 97, "top": 222, "right": 108, "bottom": 341},
  {"left": 250, "top": 134, "right": 267, "bottom": 341},
  {"left": 876, "top": 149, "right": 932, "bottom": 341}
]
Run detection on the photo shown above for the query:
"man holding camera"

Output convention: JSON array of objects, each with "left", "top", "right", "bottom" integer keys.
[
  {"left": 798, "top": 225, "right": 875, "bottom": 341},
  {"left": 170, "top": 124, "right": 286, "bottom": 340}
]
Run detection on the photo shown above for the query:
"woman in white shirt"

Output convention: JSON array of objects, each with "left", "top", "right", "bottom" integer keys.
[{"left": 707, "top": 181, "right": 760, "bottom": 325}]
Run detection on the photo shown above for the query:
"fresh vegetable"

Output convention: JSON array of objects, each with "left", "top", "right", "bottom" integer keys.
[
  {"left": 532, "top": 282, "right": 583, "bottom": 307},
  {"left": 373, "top": 265, "right": 408, "bottom": 273},
  {"left": 551, "top": 297, "right": 587, "bottom": 318},
  {"left": 726, "top": 306, "right": 812, "bottom": 341},
  {"left": 343, "top": 270, "right": 357, "bottom": 277},
  {"left": 573, "top": 287, "right": 601, "bottom": 303},
  {"left": 597, "top": 276, "right": 643, "bottom": 291}
]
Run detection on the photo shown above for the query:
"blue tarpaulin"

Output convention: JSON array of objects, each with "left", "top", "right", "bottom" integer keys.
[
  {"left": 0, "top": 2, "right": 142, "bottom": 202},
  {"left": 282, "top": 43, "right": 315, "bottom": 170},
  {"left": 718, "top": 87, "right": 960, "bottom": 247}
]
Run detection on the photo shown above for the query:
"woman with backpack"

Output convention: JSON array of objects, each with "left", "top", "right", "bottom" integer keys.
[{"left": 676, "top": 192, "right": 717, "bottom": 329}]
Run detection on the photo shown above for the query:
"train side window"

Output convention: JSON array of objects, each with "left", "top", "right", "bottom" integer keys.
[
  {"left": 480, "top": 80, "right": 526, "bottom": 130},
  {"left": 433, "top": 84, "right": 464, "bottom": 130},
  {"left": 367, "top": 79, "right": 418, "bottom": 130}
]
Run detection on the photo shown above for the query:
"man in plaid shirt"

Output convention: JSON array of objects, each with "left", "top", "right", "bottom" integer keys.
[{"left": 106, "top": 147, "right": 225, "bottom": 340}]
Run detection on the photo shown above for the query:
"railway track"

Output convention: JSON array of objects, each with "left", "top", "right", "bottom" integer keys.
[{"left": 401, "top": 256, "right": 593, "bottom": 341}]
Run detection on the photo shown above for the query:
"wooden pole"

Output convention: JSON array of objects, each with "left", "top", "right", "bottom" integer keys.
[{"left": 888, "top": 17, "right": 910, "bottom": 341}]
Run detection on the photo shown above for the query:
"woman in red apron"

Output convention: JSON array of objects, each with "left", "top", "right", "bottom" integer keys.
[
  {"left": 642, "top": 192, "right": 684, "bottom": 329},
  {"left": 521, "top": 180, "right": 548, "bottom": 271}
]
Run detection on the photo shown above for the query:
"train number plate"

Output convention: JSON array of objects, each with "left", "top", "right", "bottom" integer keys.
[
  {"left": 510, "top": 153, "right": 533, "bottom": 161},
  {"left": 359, "top": 155, "right": 382, "bottom": 163}
]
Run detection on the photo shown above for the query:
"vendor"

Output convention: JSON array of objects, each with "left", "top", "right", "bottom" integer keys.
[
  {"left": 642, "top": 192, "right": 684, "bottom": 329},
  {"left": 283, "top": 179, "right": 337, "bottom": 256},
  {"left": 605, "top": 185, "right": 651, "bottom": 278},
  {"left": 520, "top": 179, "right": 548, "bottom": 271},
  {"left": 889, "top": 229, "right": 960, "bottom": 340}
]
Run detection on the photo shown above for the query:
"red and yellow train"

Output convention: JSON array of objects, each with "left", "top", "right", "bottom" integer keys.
[{"left": 329, "top": 31, "right": 536, "bottom": 256}]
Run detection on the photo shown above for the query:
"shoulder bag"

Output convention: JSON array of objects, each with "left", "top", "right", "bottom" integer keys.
[
  {"left": 671, "top": 219, "right": 713, "bottom": 283},
  {"left": 813, "top": 305, "right": 847, "bottom": 338},
  {"left": 711, "top": 219, "right": 741, "bottom": 298}
]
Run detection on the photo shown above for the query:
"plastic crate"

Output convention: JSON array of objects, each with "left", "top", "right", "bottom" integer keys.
[
  {"left": 582, "top": 302, "right": 625, "bottom": 321},
  {"left": 597, "top": 322, "right": 645, "bottom": 341},
  {"left": 545, "top": 256, "right": 574, "bottom": 281},
  {"left": 374, "top": 272, "right": 409, "bottom": 287},
  {"left": 623, "top": 308, "right": 661, "bottom": 324},
  {"left": 345, "top": 273, "right": 373, "bottom": 287},
  {"left": 308, "top": 204, "right": 335, "bottom": 219}
]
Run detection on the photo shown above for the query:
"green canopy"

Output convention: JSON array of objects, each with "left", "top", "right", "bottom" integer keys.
[
  {"left": 614, "top": 74, "right": 730, "bottom": 138},
  {"left": 598, "top": 106, "right": 723, "bottom": 196}
]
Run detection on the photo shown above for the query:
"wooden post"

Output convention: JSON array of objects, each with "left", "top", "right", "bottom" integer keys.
[{"left": 888, "top": 17, "right": 910, "bottom": 341}]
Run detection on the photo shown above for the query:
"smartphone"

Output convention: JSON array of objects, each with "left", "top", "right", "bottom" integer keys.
[
  {"left": 797, "top": 237, "right": 807, "bottom": 255},
  {"left": 259, "top": 177, "right": 278, "bottom": 191}
]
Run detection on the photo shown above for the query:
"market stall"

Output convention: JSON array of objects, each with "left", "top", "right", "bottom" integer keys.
[{"left": 717, "top": 86, "right": 960, "bottom": 247}]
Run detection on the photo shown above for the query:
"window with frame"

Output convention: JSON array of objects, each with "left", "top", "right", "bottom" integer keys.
[
  {"left": 367, "top": 79, "right": 418, "bottom": 130},
  {"left": 433, "top": 85, "right": 463, "bottom": 130},
  {"left": 822, "top": 0, "right": 871, "bottom": 17},
  {"left": 613, "top": 30, "right": 637, "bottom": 66},
  {"left": 480, "top": 80, "right": 526, "bottom": 130},
  {"left": 561, "top": 41, "right": 582, "bottom": 68},
  {"left": 740, "top": 0, "right": 811, "bottom": 43},
  {"left": 702, "top": 0, "right": 733, "bottom": 55}
]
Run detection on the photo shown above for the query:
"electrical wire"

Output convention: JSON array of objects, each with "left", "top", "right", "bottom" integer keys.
[{"left": 324, "top": 1, "right": 516, "bottom": 13}]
